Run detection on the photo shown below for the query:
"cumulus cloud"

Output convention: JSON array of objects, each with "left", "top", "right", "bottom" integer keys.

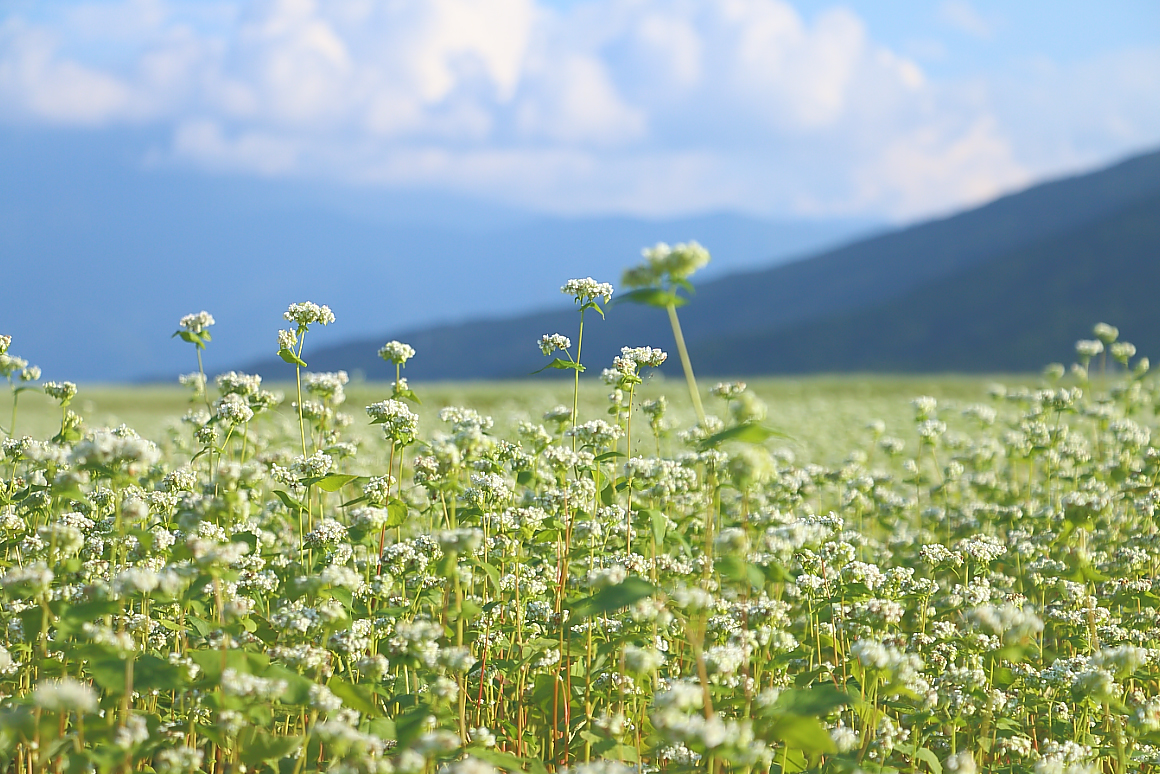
[{"left": 0, "top": 0, "right": 1156, "bottom": 219}]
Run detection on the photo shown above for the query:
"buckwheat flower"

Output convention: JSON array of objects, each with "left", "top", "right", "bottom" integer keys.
[
  {"left": 367, "top": 399, "right": 419, "bottom": 445},
  {"left": 114, "top": 567, "right": 161, "bottom": 597},
  {"left": 831, "top": 724, "right": 859, "bottom": 753},
  {"left": 543, "top": 405, "right": 572, "bottom": 425},
  {"left": 465, "top": 472, "right": 511, "bottom": 508},
  {"left": 154, "top": 747, "right": 204, "bottom": 774},
  {"left": 293, "top": 451, "right": 333, "bottom": 478},
  {"left": 1093, "top": 322, "right": 1119, "bottom": 343},
  {"left": 1, "top": 562, "right": 53, "bottom": 595},
  {"left": 214, "top": 393, "right": 254, "bottom": 425},
  {"left": 305, "top": 518, "right": 347, "bottom": 548},
  {"left": 309, "top": 683, "right": 343, "bottom": 713},
  {"left": 624, "top": 644, "right": 665, "bottom": 672},
  {"left": 1111, "top": 341, "right": 1136, "bottom": 363},
  {"left": 566, "top": 419, "right": 623, "bottom": 447},
  {"left": 628, "top": 242, "right": 711, "bottom": 287},
  {"left": 0, "top": 645, "right": 20, "bottom": 677},
  {"left": 43, "top": 381, "right": 78, "bottom": 405},
  {"left": 670, "top": 584, "right": 714, "bottom": 611},
  {"left": 33, "top": 677, "right": 98, "bottom": 713},
  {"left": 1075, "top": 339, "right": 1103, "bottom": 360},
  {"left": 285, "top": 301, "right": 335, "bottom": 326},
  {"left": 179, "top": 372, "right": 206, "bottom": 396},
  {"left": 957, "top": 534, "right": 1007, "bottom": 564},
  {"left": 945, "top": 751, "right": 977, "bottom": 773},
  {"left": 622, "top": 346, "right": 668, "bottom": 368},
  {"left": 1091, "top": 645, "right": 1149, "bottom": 678},
  {"left": 305, "top": 371, "right": 349, "bottom": 402},
  {"left": 278, "top": 329, "right": 297, "bottom": 352},
  {"left": 221, "top": 668, "right": 288, "bottom": 701},
  {"left": 179, "top": 311, "right": 215, "bottom": 335},
  {"left": 562, "top": 277, "right": 614, "bottom": 304},
  {"left": 440, "top": 757, "right": 497, "bottom": 774},
  {"left": 20, "top": 365, "right": 40, "bottom": 382},
  {"left": 216, "top": 371, "right": 262, "bottom": 396},
  {"left": 709, "top": 381, "right": 745, "bottom": 399},
  {"left": 470, "top": 726, "right": 496, "bottom": 748},
  {"left": 967, "top": 603, "right": 1043, "bottom": 645},
  {"left": 437, "top": 527, "right": 483, "bottom": 554},
  {"left": 379, "top": 340, "right": 416, "bottom": 365},
  {"left": 538, "top": 333, "right": 571, "bottom": 355},
  {"left": 0, "top": 353, "right": 26, "bottom": 378},
  {"left": 114, "top": 714, "right": 150, "bottom": 749},
  {"left": 0, "top": 334, "right": 9, "bottom": 354}
]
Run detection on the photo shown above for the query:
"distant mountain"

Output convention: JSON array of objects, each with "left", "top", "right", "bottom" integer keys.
[
  {"left": 0, "top": 127, "right": 874, "bottom": 382},
  {"left": 695, "top": 190, "right": 1160, "bottom": 373},
  {"left": 265, "top": 146, "right": 1160, "bottom": 379}
]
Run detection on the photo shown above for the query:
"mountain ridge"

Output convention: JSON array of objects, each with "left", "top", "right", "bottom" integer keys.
[{"left": 242, "top": 146, "right": 1160, "bottom": 380}]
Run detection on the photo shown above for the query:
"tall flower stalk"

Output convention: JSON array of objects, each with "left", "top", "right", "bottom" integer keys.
[
  {"left": 277, "top": 302, "right": 335, "bottom": 457},
  {"left": 621, "top": 242, "right": 710, "bottom": 425}
]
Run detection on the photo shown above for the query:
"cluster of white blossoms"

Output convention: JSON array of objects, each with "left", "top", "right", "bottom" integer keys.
[
  {"left": 43, "top": 380, "right": 78, "bottom": 405},
  {"left": 178, "top": 310, "right": 215, "bottom": 334},
  {"left": 379, "top": 340, "right": 416, "bottom": 365},
  {"left": 538, "top": 333, "right": 571, "bottom": 355},
  {"left": 623, "top": 241, "right": 711, "bottom": 288},
  {"left": 285, "top": 301, "right": 335, "bottom": 326},
  {"left": 367, "top": 399, "right": 420, "bottom": 445},
  {"left": 561, "top": 277, "right": 614, "bottom": 304},
  {"left": 32, "top": 677, "right": 98, "bottom": 714}
]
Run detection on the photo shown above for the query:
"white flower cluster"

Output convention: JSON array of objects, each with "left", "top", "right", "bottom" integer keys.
[
  {"left": 379, "top": 340, "right": 416, "bottom": 365},
  {"left": 367, "top": 399, "right": 419, "bottom": 445},
  {"left": 561, "top": 277, "right": 614, "bottom": 304},
  {"left": 538, "top": 333, "right": 571, "bottom": 355},
  {"left": 284, "top": 301, "right": 335, "bottom": 326},
  {"left": 178, "top": 311, "right": 215, "bottom": 334}
]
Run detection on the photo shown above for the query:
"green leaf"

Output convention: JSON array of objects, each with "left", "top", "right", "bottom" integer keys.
[
  {"left": 715, "top": 556, "right": 765, "bottom": 589},
  {"left": 386, "top": 499, "right": 408, "bottom": 528},
  {"left": 531, "top": 358, "right": 585, "bottom": 375},
  {"left": 133, "top": 654, "right": 185, "bottom": 691},
  {"left": 393, "top": 387, "right": 422, "bottom": 405},
  {"left": 393, "top": 705, "right": 433, "bottom": 748},
  {"left": 277, "top": 348, "right": 307, "bottom": 367},
  {"left": 763, "top": 714, "right": 835, "bottom": 755},
  {"left": 273, "top": 490, "right": 306, "bottom": 512},
  {"left": 474, "top": 560, "right": 500, "bottom": 592},
  {"left": 568, "top": 577, "right": 655, "bottom": 621},
  {"left": 313, "top": 474, "right": 360, "bottom": 492},
  {"left": 328, "top": 677, "right": 378, "bottom": 716},
  {"left": 617, "top": 288, "right": 686, "bottom": 309},
  {"left": 915, "top": 747, "right": 943, "bottom": 774},
  {"left": 240, "top": 731, "right": 302, "bottom": 767},
  {"left": 87, "top": 658, "right": 127, "bottom": 694},
  {"left": 698, "top": 421, "right": 791, "bottom": 450},
  {"left": 594, "top": 451, "right": 626, "bottom": 462},
  {"left": 769, "top": 685, "right": 849, "bottom": 717},
  {"left": 648, "top": 509, "right": 667, "bottom": 546},
  {"left": 189, "top": 648, "right": 269, "bottom": 684}
]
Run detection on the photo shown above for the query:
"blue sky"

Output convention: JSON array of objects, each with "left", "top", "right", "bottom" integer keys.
[{"left": 2, "top": 0, "right": 1158, "bottom": 220}]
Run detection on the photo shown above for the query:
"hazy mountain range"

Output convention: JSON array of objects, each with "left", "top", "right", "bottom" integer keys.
[
  {"left": 0, "top": 127, "right": 875, "bottom": 382},
  {"left": 243, "top": 146, "right": 1160, "bottom": 380}
]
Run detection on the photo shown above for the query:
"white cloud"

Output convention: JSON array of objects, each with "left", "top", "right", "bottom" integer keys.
[
  {"left": 0, "top": 0, "right": 1156, "bottom": 220},
  {"left": 939, "top": 1, "right": 994, "bottom": 40}
]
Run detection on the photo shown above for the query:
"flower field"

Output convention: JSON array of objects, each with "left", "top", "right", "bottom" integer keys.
[{"left": 1, "top": 246, "right": 1158, "bottom": 774}]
